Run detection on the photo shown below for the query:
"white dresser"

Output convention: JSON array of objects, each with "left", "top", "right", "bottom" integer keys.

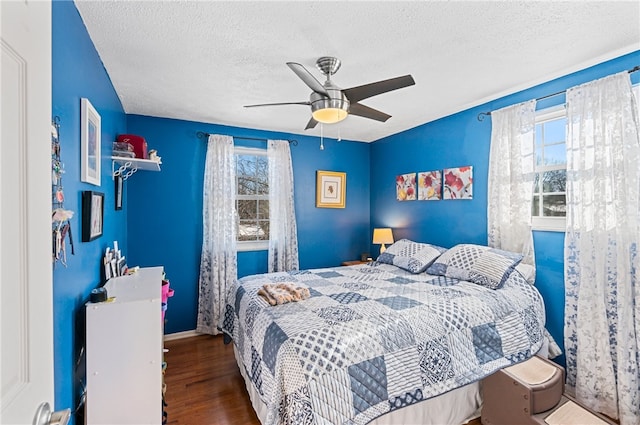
[{"left": 85, "top": 266, "right": 164, "bottom": 424}]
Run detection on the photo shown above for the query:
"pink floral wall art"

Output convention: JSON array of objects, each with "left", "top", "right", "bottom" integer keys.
[
  {"left": 396, "top": 172, "right": 416, "bottom": 201},
  {"left": 418, "top": 170, "right": 442, "bottom": 200},
  {"left": 443, "top": 166, "right": 473, "bottom": 200}
]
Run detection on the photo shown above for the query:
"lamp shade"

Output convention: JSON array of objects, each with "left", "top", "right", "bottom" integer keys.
[{"left": 372, "top": 228, "right": 394, "bottom": 245}]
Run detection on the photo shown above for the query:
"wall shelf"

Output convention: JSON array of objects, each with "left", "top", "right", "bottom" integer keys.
[{"left": 111, "top": 156, "right": 161, "bottom": 180}]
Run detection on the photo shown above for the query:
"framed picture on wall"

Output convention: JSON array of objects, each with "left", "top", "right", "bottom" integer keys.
[
  {"left": 443, "top": 166, "right": 473, "bottom": 200},
  {"left": 81, "top": 98, "right": 101, "bottom": 186},
  {"left": 82, "top": 191, "right": 104, "bottom": 242},
  {"left": 316, "top": 170, "right": 346, "bottom": 208}
]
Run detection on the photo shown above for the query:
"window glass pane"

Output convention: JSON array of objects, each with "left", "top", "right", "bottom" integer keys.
[
  {"left": 542, "top": 170, "right": 566, "bottom": 192},
  {"left": 237, "top": 176, "right": 255, "bottom": 195},
  {"left": 237, "top": 154, "right": 257, "bottom": 177},
  {"left": 542, "top": 194, "right": 566, "bottom": 217},
  {"left": 535, "top": 123, "right": 543, "bottom": 147},
  {"left": 533, "top": 173, "right": 540, "bottom": 192},
  {"left": 543, "top": 143, "right": 566, "bottom": 166},
  {"left": 256, "top": 156, "right": 269, "bottom": 195},
  {"left": 235, "top": 149, "right": 270, "bottom": 244},
  {"left": 543, "top": 119, "right": 565, "bottom": 144},
  {"left": 237, "top": 200, "right": 257, "bottom": 220},
  {"left": 535, "top": 146, "right": 543, "bottom": 166},
  {"left": 258, "top": 220, "right": 270, "bottom": 241},
  {"left": 258, "top": 199, "right": 269, "bottom": 219},
  {"left": 237, "top": 155, "right": 257, "bottom": 193},
  {"left": 238, "top": 220, "right": 263, "bottom": 241}
]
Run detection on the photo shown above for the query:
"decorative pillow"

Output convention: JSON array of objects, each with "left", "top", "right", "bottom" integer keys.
[
  {"left": 377, "top": 239, "right": 447, "bottom": 274},
  {"left": 425, "top": 244, "right": 523, "bottom": 289}
]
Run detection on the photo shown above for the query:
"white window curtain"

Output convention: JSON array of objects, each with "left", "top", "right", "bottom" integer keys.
[
  {"left": 267, "top": 139, "right": 299, "bottom": 272},
  {"left": 197, "top": 134, "right": 237, "bottom": 335},
  {"left": 487, "top": 100, "right": 537, "bottom": 265},
  {"left": 564, "top": 72, "right": 640, "bottom": 425}
]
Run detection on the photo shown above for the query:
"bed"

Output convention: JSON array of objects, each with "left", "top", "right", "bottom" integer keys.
[{"left": 220, "top": 242, "right": 546, "bottom": 425}]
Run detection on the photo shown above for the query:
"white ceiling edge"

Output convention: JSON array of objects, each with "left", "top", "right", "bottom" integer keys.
[{"left": 445, "top": 45, "right": 640, "bottom": 126}]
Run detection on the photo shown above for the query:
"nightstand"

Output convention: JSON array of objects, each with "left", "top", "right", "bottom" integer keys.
[{"left": 341, "top": 260, "right": 371, "bottom": 266}]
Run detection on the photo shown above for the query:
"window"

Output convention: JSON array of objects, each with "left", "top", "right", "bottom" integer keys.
[
  {"left": 531, "top": 105, "right": 566, "bottom": 231},
  {"left": 235, "top": 146, "right": 269, "bottom": 251},
  {"left": 530, "top": 83, "right": 640, "bottom": 232}
]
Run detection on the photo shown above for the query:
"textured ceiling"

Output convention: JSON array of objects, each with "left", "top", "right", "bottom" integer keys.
[{"left": 74, "top": 1, "right": 640, "bottom": 143}]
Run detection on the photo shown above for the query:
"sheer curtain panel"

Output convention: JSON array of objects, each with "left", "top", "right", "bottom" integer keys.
[
  {"left": 564, "top": 72, "right": 640, "bottom": 425},
  {"left": 267, "top": 140, "right": 299, "bottom": 272},
  {"left": 487, "top": 100, "right": 537, "bottom": 265},
  {"left": 197, "top": 135, "right": 237, "bottom": 335}
]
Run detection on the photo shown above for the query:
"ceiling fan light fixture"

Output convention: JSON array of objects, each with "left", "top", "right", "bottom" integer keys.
[
  {"left": 310, "top": 92, "right": 349, "bottom": 124},
  {"left": 312, "top": 107, "right": 348, "bottom": 124}
]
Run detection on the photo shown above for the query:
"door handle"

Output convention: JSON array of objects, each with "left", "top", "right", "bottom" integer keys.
[{"left": 33, "top": 402, "right": 71, "bottom": 425}]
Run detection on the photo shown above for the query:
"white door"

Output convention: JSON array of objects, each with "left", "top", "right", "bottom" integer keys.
[{"left": 1, "top": 1, "right": 56, "bottom": 424}]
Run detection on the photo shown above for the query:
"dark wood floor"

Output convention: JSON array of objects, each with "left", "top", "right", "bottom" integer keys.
[
  {"left": 163, "top": 335, "right": 482, "bottom": 425},
  {"left": 164, "top": 335, "right": 260, "bottom": 425}
]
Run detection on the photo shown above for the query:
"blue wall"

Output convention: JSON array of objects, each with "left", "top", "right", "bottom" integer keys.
[
  {"left": 125, "top": 115, "right": 371, "bottom": 334},
  {"left": 52, "top": 1, "right": 128, "bottom": 419},
  {"left": 370, "top": 50, "right": 640, "bottom": 367},
  {"left": 52, "top": 0, "right": 638, "bottom": 414}
]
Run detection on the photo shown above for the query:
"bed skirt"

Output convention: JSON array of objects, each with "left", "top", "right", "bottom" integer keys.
[{"left": 233, "top": 346, "right": 481, "bottom": 425}]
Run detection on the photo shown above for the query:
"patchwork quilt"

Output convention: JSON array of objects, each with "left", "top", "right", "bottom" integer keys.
[{"left": 220, "top": 262, "right": 545, "bottom": 425}]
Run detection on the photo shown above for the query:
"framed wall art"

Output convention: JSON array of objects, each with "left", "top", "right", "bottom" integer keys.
[
  {"left": 82, "top": 191, "right": 104, "bottom": 242},
  {"left": 418, "top": 170, "right": 442, "bottom": 200},
  {"left": 81, "top": 98, "right": 101, "bottom": 186},
  {"left": 443, "top": 166, "right": 473, "bottom": 200},
  {"left": 316, "top": 170, "right": 346, "bottom": 208},
  {"left": 396, "top": 172, "right": 416, "bottom": 201}
]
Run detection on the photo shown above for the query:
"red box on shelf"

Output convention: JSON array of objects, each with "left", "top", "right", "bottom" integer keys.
[{"left": 117, "top": 134, "right": 147, "bottom": 159}]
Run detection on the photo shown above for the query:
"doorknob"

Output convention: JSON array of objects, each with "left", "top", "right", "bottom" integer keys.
[{"left": 33, "top": 402, "right": 71, "bottom": 425}]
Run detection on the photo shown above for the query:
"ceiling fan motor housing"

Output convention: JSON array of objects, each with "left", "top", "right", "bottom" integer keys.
[{"left": 310, "top": 88, "right": 350, "bottom": 124}]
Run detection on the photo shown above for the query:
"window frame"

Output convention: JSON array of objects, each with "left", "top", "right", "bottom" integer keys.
[
  {"left": 531, "top": 104, "right": 567, "bottom": 232},
  {"left": 234, "top": 146, "right": 269, "bottom": 252}
]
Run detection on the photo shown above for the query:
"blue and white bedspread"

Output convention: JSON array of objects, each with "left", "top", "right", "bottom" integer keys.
[{"left": 220, "top": 262, "right": 545, "bottom": 425}]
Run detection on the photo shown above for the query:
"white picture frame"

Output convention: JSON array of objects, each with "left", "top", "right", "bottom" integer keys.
[{"left": 81, "top": 98, "right": 101, "bottom": 186}]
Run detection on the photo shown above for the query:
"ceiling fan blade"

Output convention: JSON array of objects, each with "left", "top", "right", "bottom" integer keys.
[
  {"left": 349, "top": 103, "right": 392, "bottom": 122},
  {"left": 304, "top": 117, "right": 318, "bottom": 130},
  {"left": 286, "top": 62, "right": 329, "bottom": 96},
  {"left": 342, "top": 75, "right": 415, "bottom": 103},
  {"left": 244, "top": 101, "right": 310, "bottom": 108}
]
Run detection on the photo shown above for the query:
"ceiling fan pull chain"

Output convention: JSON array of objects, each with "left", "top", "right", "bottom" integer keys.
[{"left": 320, "top": 124, "right": 325, "bottom": 150}]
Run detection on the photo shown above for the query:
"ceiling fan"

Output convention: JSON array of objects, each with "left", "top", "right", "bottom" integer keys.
[{"left": 244, "top": 56, "right": 415, "bottom": 130}]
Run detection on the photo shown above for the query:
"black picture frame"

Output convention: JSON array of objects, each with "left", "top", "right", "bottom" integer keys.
[
  {"left": 82, "top": 191, "right": 104, "bottom": 242},
  {"left": 115, "top": 175, "right": 123, "bottom": 210}
]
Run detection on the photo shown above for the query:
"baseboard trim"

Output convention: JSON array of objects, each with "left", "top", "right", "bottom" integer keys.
[{"left": 163, "top": 330, "right": 201, "bottom": 341}]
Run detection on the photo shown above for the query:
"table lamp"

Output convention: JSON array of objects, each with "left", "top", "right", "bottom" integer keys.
[{"left": 373, "top": 228, "right": 394, "bottom": 255}]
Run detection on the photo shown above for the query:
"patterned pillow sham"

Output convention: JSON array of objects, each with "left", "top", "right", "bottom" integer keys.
[
  {"left": 377, "top": 239, "right": 447, "bottom": 274},
  {"left": 425, "top": 243, "right": 523, "bottom": 289}
]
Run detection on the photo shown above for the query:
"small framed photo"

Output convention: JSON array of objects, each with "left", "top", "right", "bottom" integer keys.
[
  {"left": 316, "top": 170, "right": 346, "bottom": 208},
  {"left": 82, "top": 191, "right": 104, "bottom": 242},
  {"left": 81, "top": 98, "right": 101, "bottom": 186},
  {"left": 115, "top": 175, "right": 123, "bottom": 210}
]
